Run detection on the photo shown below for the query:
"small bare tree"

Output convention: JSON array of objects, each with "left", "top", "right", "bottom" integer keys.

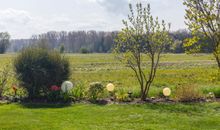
[{"left": 114, "top": 3, "right": 172, "bottom": 100}]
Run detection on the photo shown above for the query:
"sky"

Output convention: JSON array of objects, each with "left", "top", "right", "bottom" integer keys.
[{"left": 0, "top": 0, "right": 186, "bottom": 39}]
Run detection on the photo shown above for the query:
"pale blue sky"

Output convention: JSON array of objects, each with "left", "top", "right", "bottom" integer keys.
[{"left": 0, "top": 0, "right": 186, "bottom": 39}]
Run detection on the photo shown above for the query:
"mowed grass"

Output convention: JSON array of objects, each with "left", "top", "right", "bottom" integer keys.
[
  {"left": 0, "top": 103, "right": 220, "bottom": 130},
  {"left": 0, "top": 53, "right": 220, "bottom": 129}
]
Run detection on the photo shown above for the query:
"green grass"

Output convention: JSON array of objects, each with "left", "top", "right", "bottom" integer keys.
[
  {"left": 67, "top": 53, "right": 219, "bottom": 97},
  {"left": 0, "top": 53, "right": 220, "bottom": 129},
  {"left": 0, "top": 103, "right": 220, "bottom": 130},
  {"left": 1, "top": 53, "right": 219, "bottom": 97}
]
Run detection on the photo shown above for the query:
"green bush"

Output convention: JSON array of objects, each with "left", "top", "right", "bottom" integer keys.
[
  {"left": 115, "top": 88, "right": 129, "bottom": 102},
  {"left": 0, "top": 64, "right": 11, "bottom": 97},
  {"left": 14, "top": 47, "right": 70, "bottom": 100},
  {"left": 212, "top": 88, "right": 220, "bottom": 98},
  {"left": 80, "top": 48, "right": 89, "bottom": 54},
  {"left": 70, "top": 82, "right": 86, "bottom": 101},
  {"left": 59, "top": 44, "right": 65, "bottom": 53},
  {"left": 87, "top": 82, "right": 105, "bottom": 101},
  {"left": 203, "top": 87, "right": 220, "bottom": 98}
]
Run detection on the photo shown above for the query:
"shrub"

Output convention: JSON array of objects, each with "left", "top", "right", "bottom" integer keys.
[
  {"left": 203, "top": 87, "right": 220, "bottom": 98},
  {"left": 71, "top": 82, "right": 86, "bottom": 101},
  {"left": 115, "top": 88, "right": 129, "bottom": 102},
  {"left": 80, "top": 47, "right": 89, "bottom": 54},
  {"left": 87, "top": 82, "right": 105, "bottom": 101},
  {"left": 60, "top": 44, "right": 65, "bottom": 53},
  {"left": 0, "top": 64, "right": 11, "bottom": 97},
  {"left": 212, "top": 87, "right": 220, "bottom": 98},
  {"left": 175, "top": 84, "right": 203, "bottom": 102},
  {"left": 14, "top": 47, "right": 70, "bottom": 100}
]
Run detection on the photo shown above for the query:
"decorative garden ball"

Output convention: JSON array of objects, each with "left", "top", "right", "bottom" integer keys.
[
  {"left": 61, "top": 81, "right": 74, "bottom": 93},
  {"left": 106, "top": 83, "right": 115, "bottom": 92},
  {"left": 163, "top": 87, "right": 171, "bottom": 97}
]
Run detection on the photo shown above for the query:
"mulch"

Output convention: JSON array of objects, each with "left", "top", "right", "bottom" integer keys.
[{"left": 0, "top": 97, "right": 220, "bottom": 105}]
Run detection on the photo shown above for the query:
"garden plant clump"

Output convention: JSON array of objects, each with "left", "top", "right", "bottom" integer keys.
[
  {"left": 174, "top": 84, "right": 204, "bottom": 102},
  {"left": 14, "top": 47, "right": 70, "bottom": 102},
  {"left": 87, "top": 82, "right": 106, "bottom": 102}
]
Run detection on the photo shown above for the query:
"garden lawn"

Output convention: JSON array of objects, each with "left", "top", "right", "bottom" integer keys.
[
  {"left": 0, "top": 103, "right": 220, "bottom": 130},
  {"left": 2, "top": 53, "right": 219, "bottom": 98}
]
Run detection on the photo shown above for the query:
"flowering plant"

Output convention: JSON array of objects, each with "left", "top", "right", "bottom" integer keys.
[
  {"left": 50, "top": 85, "right": 60, "bottom": 91},
  {"left": 48, "top": 85, "right": 61, "bottom": 102}
]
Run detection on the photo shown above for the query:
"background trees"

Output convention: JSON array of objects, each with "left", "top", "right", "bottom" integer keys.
[
  {"left": 184, "top": 0, "right": 220, "bottom": 69},
  {"left": 31, "top": 31, "right": 116, "bottom": 53},
  {"left": 7, "top": 30, "right": 214, "bottom": 54},
  {"left": 114, "top": 3, "right": 172, "bottom": 100},
  {"left": 0, "top": 32, "right": 10, "bottom": 54}
]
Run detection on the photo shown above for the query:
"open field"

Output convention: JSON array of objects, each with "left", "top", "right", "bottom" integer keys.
[
  {"left": 0, "top": 53, "right": 220, "bottom": 130},
  {"left": 0, "top": 53, "right": 219, "bottom": 97}
]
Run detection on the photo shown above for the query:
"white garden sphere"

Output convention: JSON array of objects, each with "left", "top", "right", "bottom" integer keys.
[
  {"left": 61, "top": 81, "right": 74, "bottom": 92},
  {"left": 163, "top": 87, "right": 171, "bottom": 97},
  {"left": 106, "top": 83, "right": 115, "bottom": 92}
]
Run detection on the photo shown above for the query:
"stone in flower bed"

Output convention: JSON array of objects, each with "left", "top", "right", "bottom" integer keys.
[{"left": 61, "top": 81, "right": 74, "bottom": 93}]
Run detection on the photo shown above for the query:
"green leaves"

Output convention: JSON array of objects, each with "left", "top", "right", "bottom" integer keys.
[
  {"left": 183, "top": 0, "right": 220, "bottom": 68},
  {"left": 114, "top": 2, "right": 173, "bottom": 99}
]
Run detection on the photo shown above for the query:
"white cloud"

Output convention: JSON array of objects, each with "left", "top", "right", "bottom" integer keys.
[
  {"left": 0, "top": 8, "right": 31, "bottom": 25},
  {"left": 0, "top": 8, "right": 112, "bottom": 39},
  {"left": 0, "top": 8, "right": 47, "bottom": 39},
  {"left": 0, "top": 8, "right": 123, "bottom": 38},
  {"left": 0, "top": 0, "right": 186, "bottom": 39},
  {"left": 97, "top": 0, "right": 129, "bottom": 15}
]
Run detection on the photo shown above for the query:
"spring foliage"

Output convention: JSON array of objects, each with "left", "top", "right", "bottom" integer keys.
[
  {"left": 114, "top": 3, "right": 172, "bottom": 100},
  {"left": 184, "top": 0, "right": 220, "bottom": 69}
]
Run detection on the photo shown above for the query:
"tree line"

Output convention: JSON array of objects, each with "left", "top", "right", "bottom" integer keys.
[
  {"left": 0, "top": 30, "right": 214, "bottom": 54},
  {"left": 9, "top": 31, "right": 117, "bottom": 53}
]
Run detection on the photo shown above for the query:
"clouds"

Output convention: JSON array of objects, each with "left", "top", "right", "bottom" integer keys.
[
  {"left": 0, "top": 0, "right": 186, "bottom": 39},
  {"left": 0, "top": 8, "right": 31, "bottom": 26},
  {"left": 0, "top": 8, "right": 56, "bottom": 39},
  {"left": 0, "top": 8, "right": 113, "bottom": 39},
  {"left": 96, "top": 0, "right": 129, "bottom": 15},
  {"left": 0, "top": 8, "right": 34, "bottom": 38}
]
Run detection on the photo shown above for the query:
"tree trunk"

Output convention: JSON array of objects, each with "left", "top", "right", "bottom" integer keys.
[
  {"left": 140, "top": 91, "right": 147, "bottom": 101},
  {"left": 217, "top": 58, "right": 220, "bottom": 70},
  {"left": 140, "top": 82, "right": 152, "bottom": 101},
  {"left": 214, "top": 53, "right": 220, "bottom": 70}
]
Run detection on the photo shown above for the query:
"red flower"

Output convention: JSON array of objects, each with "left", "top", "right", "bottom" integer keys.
[{"left": 51, "top": 85, "right": 60, "bottom": 91}]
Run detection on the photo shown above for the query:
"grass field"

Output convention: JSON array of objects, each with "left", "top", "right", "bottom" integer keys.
[
  {"left": 0, "top": 103, "right": 220, "bottom": 130},
  {"left": 1, "top": 53, "right": 219, "bottom": 96},
  {"left": 0, "top": 53, "right": 220, "bottom": 130}
]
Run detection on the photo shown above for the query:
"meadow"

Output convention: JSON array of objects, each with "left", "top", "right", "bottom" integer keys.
[
  {"left": 0, "top": 53, "right": 220, "bottom": 130},
  {"left": 69, "top": 53, "right": 219, "bottom": 97},
  {"left": 1, "top": 53, "right": 219, "bottom": 97}
]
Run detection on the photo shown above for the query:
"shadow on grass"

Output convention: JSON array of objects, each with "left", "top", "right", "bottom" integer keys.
[{"left": 20, "top": 102, "right": 72, "bottom": 109}]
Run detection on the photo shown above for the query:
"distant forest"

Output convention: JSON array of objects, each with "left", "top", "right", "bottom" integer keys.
[{"left": 8, "top": 30, "right": 212, "bottom": 53}]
